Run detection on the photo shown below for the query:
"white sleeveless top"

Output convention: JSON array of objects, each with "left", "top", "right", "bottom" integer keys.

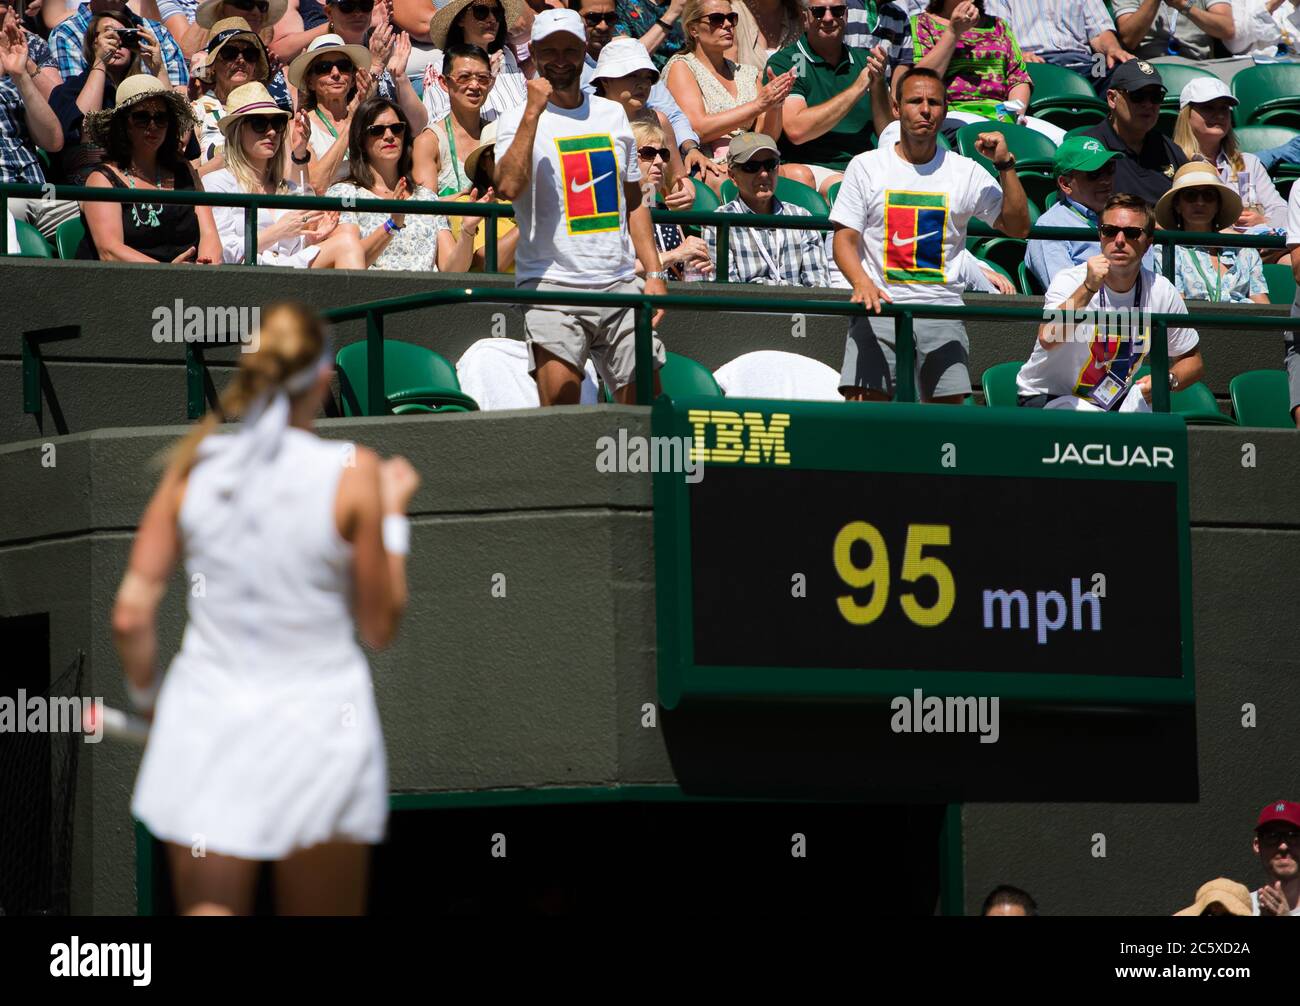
[{"left": 131, "top": 425, "right": 388, "bottom": 859}]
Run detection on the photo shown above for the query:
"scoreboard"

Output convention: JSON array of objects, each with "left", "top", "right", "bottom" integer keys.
[{"left": 652, "top": 397, "right": 1195, "bottom": 711}]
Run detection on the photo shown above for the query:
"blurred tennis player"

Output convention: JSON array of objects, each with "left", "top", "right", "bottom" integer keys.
[{"left": 111, "top": 301, "right": 418, "bottom": 915}]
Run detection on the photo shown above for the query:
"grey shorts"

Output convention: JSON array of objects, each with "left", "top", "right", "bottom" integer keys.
[
  {"left": 1288, "top": 339, "right": 1300, "bottom": 417},
  {"left": 840, "top": 315, "right": 972, "bottom": 400},
  {"left": 519, "top": 277, "right": 666, "bottom": 393}
]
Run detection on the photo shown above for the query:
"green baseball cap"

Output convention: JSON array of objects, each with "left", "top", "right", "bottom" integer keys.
[{"left": 1053, "top": 136, "right": 1123, "bottom": 178}]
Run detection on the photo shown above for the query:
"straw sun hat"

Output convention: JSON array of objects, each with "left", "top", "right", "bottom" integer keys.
[
  {"left": 1174, "top": 878, "right": 1253, "bottom": 917},
  {"left": 83, "top": 73, "right": 200, "bottom": 147},
  {"left": 427, "top": 0, "right": 525, "bottom": 52},
  {"left": 195, "top": 0, "right": 289, "bottom": 30},
  {"left": 1155, "top": 162, "right": 1244, "bottom": 231},
  {"left": 286, "top": 33, "right": 372, "bottom": 91}
]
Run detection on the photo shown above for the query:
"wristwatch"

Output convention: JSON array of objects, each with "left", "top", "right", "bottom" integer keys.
[
  {"left": 1168, "top": 370, "right": 1180, "bottom": 391},
  {"left": 645, "top": 270, "right": 670, "bottom": 281},
  {"left": 290, "top": 149, "right": 311, "bottom": 164},
  {"left": 654, "top": 17, "right": 675, "bottom": 31},
  {"left": 994, "top": 156, "right": 1017, "bottom": 171}
]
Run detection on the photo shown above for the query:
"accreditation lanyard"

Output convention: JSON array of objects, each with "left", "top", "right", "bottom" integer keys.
[
  {"left": 749, "top": 214, "right": 784, "bottom": 280},
  {"left": 1186, "top": 247, "right": 1223, "bottom": 304},
  {"left": 1087, "top": 272, "right": 1147, "bottom": 409}
]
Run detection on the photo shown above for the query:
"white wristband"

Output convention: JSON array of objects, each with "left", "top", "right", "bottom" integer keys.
[
  {"left": 383, "top": 514, "right": 410, "bottom": 555},
  {"left": 126, "top": 675, "right": 162, "bottom": 712}
]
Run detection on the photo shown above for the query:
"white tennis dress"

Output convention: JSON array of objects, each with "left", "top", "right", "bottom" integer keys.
[{"left": 132, "top": 398, "right": 388, "bottom": 860}]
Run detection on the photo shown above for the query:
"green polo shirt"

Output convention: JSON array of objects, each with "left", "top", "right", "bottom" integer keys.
[{"left": 765, "top": 36, "right": 875, "bottom": 172}]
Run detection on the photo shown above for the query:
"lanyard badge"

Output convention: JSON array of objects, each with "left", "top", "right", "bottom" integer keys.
[{"left": 1084, "top": 275, "right": 1148, "bottom": 411}]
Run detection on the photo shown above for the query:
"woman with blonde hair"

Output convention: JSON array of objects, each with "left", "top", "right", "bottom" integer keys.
[
  {"left": 632, "top": 117, "right": 713, "bottom": 280},
  {"left": 664, "top": 0, "right": 796, "bottom": 175},
  {"left": 205, "top": 81, "right": 366, "bottom": 267},
  {"left": 1174, "top": 78, "right": 1288, "bottom": 261},
  {"left": 115, "top": 300, "right": 418, "bottom": 914}
]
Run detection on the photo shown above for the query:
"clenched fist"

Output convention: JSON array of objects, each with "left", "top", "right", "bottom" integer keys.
[{"left": 525, "top": 76, "right": 553, "bottom": 112}]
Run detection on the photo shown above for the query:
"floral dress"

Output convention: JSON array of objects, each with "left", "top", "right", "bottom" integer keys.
[
  {"left": 912, "top": 12, "right": 1032, "bottom": 120},
  {"left": 327, "top": 181, "right": 450, "bottom": 271}
]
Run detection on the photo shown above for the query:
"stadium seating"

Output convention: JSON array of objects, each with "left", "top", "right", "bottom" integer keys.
[
  {"left": 827, "top": 181, "right": 840, "bottom": 206},
  {"left": 601, "top": 350, "right": 722, "bottom": 401},
  {"left": 1017, "top": 259, "right": 1045, "bottom": 296},
  {"left": 1262, "top": 263, "right": 1296, "bottom": 307},
  {"left": 11, "top": 220, "right": 51, "bottom": 257},
  {"left": 980, "top": 361, "right": 1022, "bottom": 407},
  {"left": 955, "top": 121, "right": 1056, "bottom": 175},
  {"left": 971, "top": 237, "right": 1028, "bottom": 280},
  {"left": 1025, "top": 62, "right": 1108, "bottom": 131},
  {"left": 1232, "top": 65, "right": 1300, "bottom": 130},
  {"left": 977, "top": 257, "right": 1016, "bottom": 290},
  {"left": 336, "top": 339, "right": 479, "bottom": 415},
  {"left": 1233, "top": 124, "right": 1300, "bottom": 159},
  {"left": 1229, "top": 369, "right": 1294, "bottom": 428},
  {"left": 688, "top": 176, "right": 720, "bottom": 212},
  {"left": 1134, "top": 365, "right": 1236, "bottom": 425},
  {"left": 719, "top": 176, "right": 829, "bottom": 216},
  {"left": 55, "top": 217, "right": 84, "bottom": 260}
]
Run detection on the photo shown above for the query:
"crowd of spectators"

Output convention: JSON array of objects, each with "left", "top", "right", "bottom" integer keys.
[{"left": 2, "top": 0, "right": 1300, "bottom": 421}]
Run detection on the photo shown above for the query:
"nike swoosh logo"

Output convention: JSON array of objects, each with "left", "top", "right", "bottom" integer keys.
[
  {"left": 570, "top": 170, "right": 613, "bottom": 195},
  {"left": 891, "top": 230, "right": 941, "bottom": 247}
]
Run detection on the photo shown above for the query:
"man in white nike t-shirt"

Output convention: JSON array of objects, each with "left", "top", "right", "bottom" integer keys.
[
  {"left": 830, "top": 66, "right": 1031, "bottom": 404},
  {"left": 494, "top": 8, "right": 668, "bottom": 406},
  {"left": 1018, "top": 193, "right": 1205, "bottom": 412}
]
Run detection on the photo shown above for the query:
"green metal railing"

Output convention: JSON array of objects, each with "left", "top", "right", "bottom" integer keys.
[
  {"left": 2, "top": 182, "right": 1290, "bottom": 280},
  {"left": 6, "top": 183, "right": 1295, "bottom": 418}
]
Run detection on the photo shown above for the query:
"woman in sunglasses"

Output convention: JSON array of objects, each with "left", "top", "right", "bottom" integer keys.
[
  {"left": 77, "top": 74, "right": 223, "bottom": 263},
  {"left": 287, "top": 32, "right": 373, "bottom": 191},
  {"left": 184, "top": 0, "right": 289, "bottom": 59},
  {"left": 192, "top": 17, "right": 288, "bottom": 176},
  {"left": 632, "top": 118, "right": 713, "bottom": 280},
  {"left": 664, "top": 0, "right": 794, "bottom": 167},
  {"left": 48, "top": 9, "right": 172, "bottom": 189},
  {"left": 327, "top": 96, "right": 481, "bottom": 269},
  {"left": 204, "top": 80, "right": 366, "bottom": 267},
  {"left": 1155, "top": 162, "right": 1268, "bottom": 306},
  {"left": 411, "top": 43, "right": 494, "bottom": 195},
  {"left": 421, "top": 0, "right": 528, "bottom": 125},
  {"left": 322, "top": 0, "right": 428, "bottom": 135}
]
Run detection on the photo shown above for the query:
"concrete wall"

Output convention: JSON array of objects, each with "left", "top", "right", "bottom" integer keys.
[{"left": 1, "top": 259, "right": 1288, "bottom": 444}]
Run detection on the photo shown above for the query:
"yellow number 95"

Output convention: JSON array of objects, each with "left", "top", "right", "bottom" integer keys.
[{"left": 833, "top": 522, "right": 955, "bottom": 628}]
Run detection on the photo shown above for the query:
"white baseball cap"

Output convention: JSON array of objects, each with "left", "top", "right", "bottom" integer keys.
[
  {"left": 532, "top": 8, "right": 586, "bottom": 44},
  {"left": 1179, "top": 76, "right": 1237, "bottom": 109},
  {"left": 590, "top": 37, "right": 659, "bottom": 84}
]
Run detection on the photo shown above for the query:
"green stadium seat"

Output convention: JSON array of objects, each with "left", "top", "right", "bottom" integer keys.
[
  {"left": 1135, "top": 365, "right": 1235, "bottom": 424},
  {"left": 1017, "top": 171, "right": 1061, "bottom": 210},
  {"left": 972, "top": 237, "right": 1027, "bottom": 279},
  {"left": 1229, "top": 369, "right": 1294, "bottom": 428},
  {"left": 336, "top": 339, "right": 478, "bottom": 416},
  {"left": 719, "top": 176, "right": 829, "bottom": 216},
  {"left": 1232, "top": 65, "right": 1300, "bottom": 129},
  {"left": 601, "top": 350, "right": 722, "bottom": 401},
  {"left": 688, "top": 176, "right": 719, "bottom": 212},
  {"left": 1025, "top": 62, "right": 1107, "bottom": 131},
  {"left": 981, "top": 360, "right": 1022, "bottom": 407},
  {"left": 828, "top": 181, "right": 840, "bottom": 206},
  {"left": 1017, "top": 259, "right": 1045, "bottom": 296},
  {"left": 55, "top": 217, "right": 84, "bottom": 259},
  {"left": 1262, "top": 263, "right": 1296, "bottom": 307},
  {"left": 11, "top": 219, "right": 52, "bottom": 257},
  {"left": 1234, "top": 125, "right": 1300, "bottom": 159},
  {"left": 955, "top": 121, "right": 1057, "bottom": 176},
  {"left": 976, "top": 256, "right": 1015, "bottom": 290}
]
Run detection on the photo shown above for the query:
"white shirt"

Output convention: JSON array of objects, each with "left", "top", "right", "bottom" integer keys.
[
  {"left": 829, "top": 143, "right": 1004, "bottom": 306},
  {"left": 422, "top": 47, "right": 527, "bottom": 125},
  {"left": 204, "top": 169, "right": 320, "bottom": 268},
  {"left": 495, "top": 93, "right": 640, "bottom": 286},
  {"left": 1285, "top": 180, "right": 1300, "bottom": 317},
  {"left": 1018, "top": 264, "right": 1199, "bottom": 399},
  {"left": 1216, "top": 149, "right": 1287, "bottom": 231}
]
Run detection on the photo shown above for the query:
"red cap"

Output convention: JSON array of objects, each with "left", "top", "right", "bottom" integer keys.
[{"left": 1256, "top": 800, "right": 1300, "bottom": 831}]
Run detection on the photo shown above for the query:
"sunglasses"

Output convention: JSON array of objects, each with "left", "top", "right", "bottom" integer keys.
[
  {"left": 310, "top": 57, "right": 355, "bottom": 75},
  {"left": 697, "top": 11, "right": 739, "bottom": 28},
  {"left": 218, "top": 44, "right": 261, "bottom": 63},
  {"left": 1080, "top": 165, "right": 1115, "bottom": 181},
  {"left": 225, "top": 0, "right": 270, "bottom": 12},
  {"left": 1099, "top": 224, "right": 1146, "bottom": 240},
  {"left": 1178, "top": 187, "right": 1219, "bottom": 203},
  {"left": 809, "top": 4, "right": 847, "bottom": 18},
  {"left": 468, "top": 3, "right": 501, "bottom": 21},
  {"left": 245, "top": 114, "right": 284, "bottom": 134},
  {"left": 1120, "top": 87, "right": 1165, "bottom": 105},
  {"left": 366, "top": 121, "right": 407, "bottom": 137},
  {"left": 332, "top": 0, "right": 374, "bottom": 11},
  {"left": 128, "top": 109, "right": 171, "bottom": 128},
  {"left": 449, "top": 70, "right": 492, "bottom": 86},
  {"left": 737, "top": 157, "right": 779, "bottom": 173},
  {"left": 638, "top": 145, "right": 671, "bottom": 162},
  {"left": 1259, "top": 830, "right": 1300, "bottom": 847},
  {"left": 582, "top": 11, "right": 615, "bottom": 26}
]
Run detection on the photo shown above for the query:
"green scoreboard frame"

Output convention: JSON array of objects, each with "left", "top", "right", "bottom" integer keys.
[{"left": 653, "top": 397, "right": 1195, "bottom": 710}]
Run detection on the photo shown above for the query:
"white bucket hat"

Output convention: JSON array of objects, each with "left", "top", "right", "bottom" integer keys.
[{"left": 590, "top": 36, "right": 659, "bottom": 85}]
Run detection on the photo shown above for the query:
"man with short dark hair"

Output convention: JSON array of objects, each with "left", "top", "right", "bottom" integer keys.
[
  {"left": 764, "top": 2, "right": 887, "bottom": 197},
  {"left": 1019, "top": 193, "right": 1204, "bottom": 412},
  {"left": 1026, "top": 134, "right": 1155, "bottom": 291},
  {"left": 1082, "top": 59, "right": 1187, "bottom": 207},
  {"left": 1251, "top": 800, "right": 1300, "bottom": 916},
  {"left": 982, "top": 885, "right": 1038, "bottom": 916},
  {"left": 703, "top": 131, "right": 832, "bottom": 286},
  {"left": 832, "top": 66, "right": 1029, "bottom": 404}
]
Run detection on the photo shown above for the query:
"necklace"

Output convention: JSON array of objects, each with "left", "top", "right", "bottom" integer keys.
[{"left": 125, "top": 163, "right": 163, "bottom": 229}]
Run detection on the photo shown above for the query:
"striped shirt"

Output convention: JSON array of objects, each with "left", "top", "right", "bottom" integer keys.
[
  {"left": 0, "top": 76, "right": 45, "bottom": 184},
  {"left": 422, "top": 47, "right": 526, "bottom": 125},
  {"left": 982, "top": 0, "right": 1114, "bottom": 62},
  {"left": 845, "top": 0, "right": 915, "bottom": 73},
  {"left": 703, "top": 198, "right": 832, "bottom": 288},
  {"left": 49, "top": 3, "right": 189, "bottom": 85}
]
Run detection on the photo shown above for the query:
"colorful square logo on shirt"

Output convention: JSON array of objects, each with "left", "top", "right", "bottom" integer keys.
[
  {"left": 557, "top": 134, "right": 621, "bottom": 235},
  {"left": 884, "top": 190, "right": 948, "bottom": 284}
]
